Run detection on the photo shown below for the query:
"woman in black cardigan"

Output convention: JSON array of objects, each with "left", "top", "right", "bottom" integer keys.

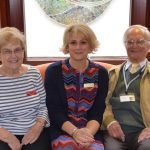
[{"left": 45, "top": 23, "right": 109, "bottom": 150}]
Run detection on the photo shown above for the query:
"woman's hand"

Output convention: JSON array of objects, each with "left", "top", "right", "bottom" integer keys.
[
  {"left": 0, "top": 128, "right": 21, "bottom": 150},
  {"left": 21, "top": 122, "right": 44, "bottom": 145},
  {"left": 7, "top": 135, "right": 22, "bottom": 150},
  {"left": 72, "top": 127, "right": 95, "bottom": 148}
]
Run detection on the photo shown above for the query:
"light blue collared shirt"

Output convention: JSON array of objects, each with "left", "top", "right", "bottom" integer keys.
[{"left": 124, "top": 59, "right": 147, "bottom": 71}]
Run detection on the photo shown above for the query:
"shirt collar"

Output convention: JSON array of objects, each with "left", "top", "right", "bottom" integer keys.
[{"left": 124, "top": 59, "right": 147, "bottom": 71}]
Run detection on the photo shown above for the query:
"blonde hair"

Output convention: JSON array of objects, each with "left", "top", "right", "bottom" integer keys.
[
  {"left": 0, "top": 27, "right": 26, "bottom": 51},
  {"left": 61, "top": 23, "right": 100, "bottom": 54}
]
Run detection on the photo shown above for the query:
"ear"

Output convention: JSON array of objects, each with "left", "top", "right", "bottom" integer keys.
[
  {"left": 148, "top": 42, "right": 150, "bottom": 52},
  {"left": 0, "top": 53, "right": 2, "bottom": 61}
]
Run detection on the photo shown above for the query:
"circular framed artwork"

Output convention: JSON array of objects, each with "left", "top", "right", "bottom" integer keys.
[{"left": 36, "top": 0, "right": 112, "bottom": 26}]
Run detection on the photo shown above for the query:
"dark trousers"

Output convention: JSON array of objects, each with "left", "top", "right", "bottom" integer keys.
[
  {"left": 0, "top": 128, "right": 51, "bottom": 150},
  {"left": 104, "top": 131, "right": 150, "bottom": 150}
]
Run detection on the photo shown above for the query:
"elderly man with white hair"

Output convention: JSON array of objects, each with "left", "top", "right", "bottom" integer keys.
[{"left": 103, "top": 25, "right": 150, "bottom": 150}]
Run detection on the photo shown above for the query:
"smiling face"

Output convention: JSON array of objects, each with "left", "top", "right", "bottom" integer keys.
[
  {"left": 68, "top": 34, "right": 91, "bottom": 62},
  {"left": 0, "top": 27, "right": 25, "bottom": 73},
  {"left": 0, "top": 41, "right": 24, "bottom": 71},
  {"left": 61, "top": 23, "right": 99, "bottom": 55},
  {"left": 124, "top": 26, "right": 150, "bottom": 63}
]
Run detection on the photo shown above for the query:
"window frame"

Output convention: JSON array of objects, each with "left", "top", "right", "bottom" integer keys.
[{"left": 0, "top": 0, "right": 150, "bottom": 64}]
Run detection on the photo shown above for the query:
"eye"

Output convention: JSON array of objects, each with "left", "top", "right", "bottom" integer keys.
[
  {"left": 126, "top": 40, "right": 134, "bottom": 45},
  {"left": 14, "top": 48, "right": 23, "bottom": 53},
  {"left": 2, "top": 49, "right": 11, "bottom": 54},
  {"left": 5, "top": 50, "right": 11, "bottom": 54},
  {"left": 69, "top": 41, "right": 77, "bottom": 45},
  {"left": 136, "top": 39, "right": 145, "bottom": 45},
  {"left": 81, "top": 41, "right": 88, "bottom": 44}
]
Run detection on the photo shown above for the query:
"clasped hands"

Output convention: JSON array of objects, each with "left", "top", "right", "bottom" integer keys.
[
  {"left": 72, "top": 127, "right": 95, "bottom": 148},
  {"left": 108, "top": 121, "right": 150, "bottom": 143}
]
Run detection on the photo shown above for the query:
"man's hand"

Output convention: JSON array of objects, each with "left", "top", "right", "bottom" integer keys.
[
  {"left": 138, "top": 128, "right": 150, "bottom": 142},
  {"left": 107, "top": 122, "right": 125, "bottom": 142}
]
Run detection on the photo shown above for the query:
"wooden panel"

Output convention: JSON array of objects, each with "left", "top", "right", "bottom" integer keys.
[
  {"left": 0, "top": 0, "right": 24, "bottom": 31},
  {"left": 145, "top": 0, "right": 150, "bottom": 30},
  {"left": 9, "top": 0, "right": 24, "bottom": 31},
  {"left": 24, "top": 56, "right": 126, "bottom": 66},
  {"left": 131, "top": 0, "right": 147, "bottom": 26},
  {"left": 0, "top": 0, "right": 10, "bottom": 27}
]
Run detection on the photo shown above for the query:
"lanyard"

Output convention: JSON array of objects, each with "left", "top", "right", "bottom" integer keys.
[{"left": 123, "top": 64, "right": 145, "bottom": 94}]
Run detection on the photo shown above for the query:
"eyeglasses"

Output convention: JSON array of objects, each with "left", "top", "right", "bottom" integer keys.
[
  {"left": 125, "top": 39, "right": 150, "bottom": 46},
  {"left": 1, "top": 48, "right": 24, "bottom": 55}
]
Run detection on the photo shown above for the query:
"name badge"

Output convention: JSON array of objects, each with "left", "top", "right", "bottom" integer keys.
[
  {"left": 120, "top": 94, "right": 135, "bottom": 102},
  {"left": 84, "top": 83, "right": 94, "bottom": 88}
]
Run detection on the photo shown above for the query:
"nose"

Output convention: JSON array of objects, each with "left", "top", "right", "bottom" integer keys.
[
  {"left": 10, "top": 51, "right": 17, "bottom": 57},
  {"left": 132, "top": 42, "right": 139, "bottom": 47},
  {"left": 75, "top": 43, "right": 82, "bottom": 49}
]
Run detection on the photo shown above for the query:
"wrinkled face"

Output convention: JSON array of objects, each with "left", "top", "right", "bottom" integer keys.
[
  {"left": 0, "top": 41, "right": 24, "bottom": 71},
  {"left": 125, "top": 28, "right": 150, "bottom": 63},
  {"left": 68, "top": 34, "right": 91, "bottom": 62}
]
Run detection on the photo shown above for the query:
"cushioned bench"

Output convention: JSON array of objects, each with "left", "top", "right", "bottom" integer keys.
[{"left": 35, "top": 62, "right": 114, "bottom": 80}]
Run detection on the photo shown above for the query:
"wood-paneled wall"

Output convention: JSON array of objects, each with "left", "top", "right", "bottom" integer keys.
[{"left": 0, "top": 0, "right": 24, "bottom": 30}]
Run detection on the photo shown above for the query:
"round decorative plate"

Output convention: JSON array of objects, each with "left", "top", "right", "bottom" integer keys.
[{"left": 36, "top": 0, "right": 112, "bottom": 26}]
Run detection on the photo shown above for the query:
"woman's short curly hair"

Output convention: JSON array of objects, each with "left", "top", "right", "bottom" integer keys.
[
  {"left": 60, "top": 23, "right": 100, "bottom": 54},
  {"left": 0, "top": 27, "right": 26, "bottom": 51}
]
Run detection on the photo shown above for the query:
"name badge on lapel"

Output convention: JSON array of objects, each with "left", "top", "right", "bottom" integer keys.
[
  {"left": 120, "top": 93, "right": 135, "bottom": 102},
  {"left": 84, "top": 83, "right": 95, "bottom": 88}
]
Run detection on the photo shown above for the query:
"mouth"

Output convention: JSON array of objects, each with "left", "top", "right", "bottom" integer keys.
[
  {"left": 9, "top": 60, "right": 18, "bottom": 63},
  {"left": 130, "top": 49, "right": 140, "bottom": 53},
  {"left": 75, "top": 51, "right": 84, "bottom": 54}
]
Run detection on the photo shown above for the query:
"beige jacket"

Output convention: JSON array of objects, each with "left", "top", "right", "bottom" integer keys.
[{"left": 103, "top": 61, "right": 150, "bottom": 128}]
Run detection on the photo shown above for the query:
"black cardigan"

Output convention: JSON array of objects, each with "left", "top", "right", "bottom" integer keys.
[{"left": 44, "top": 60, "right": 109, "bottom": 141}]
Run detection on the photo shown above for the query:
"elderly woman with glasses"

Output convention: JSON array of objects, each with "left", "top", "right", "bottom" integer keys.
[
  {"left": 0, "top": 27, "right": 50, "bottom": 150},
  {"left": 103, "top": 25, "right": 150, "bottom": 150}
]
